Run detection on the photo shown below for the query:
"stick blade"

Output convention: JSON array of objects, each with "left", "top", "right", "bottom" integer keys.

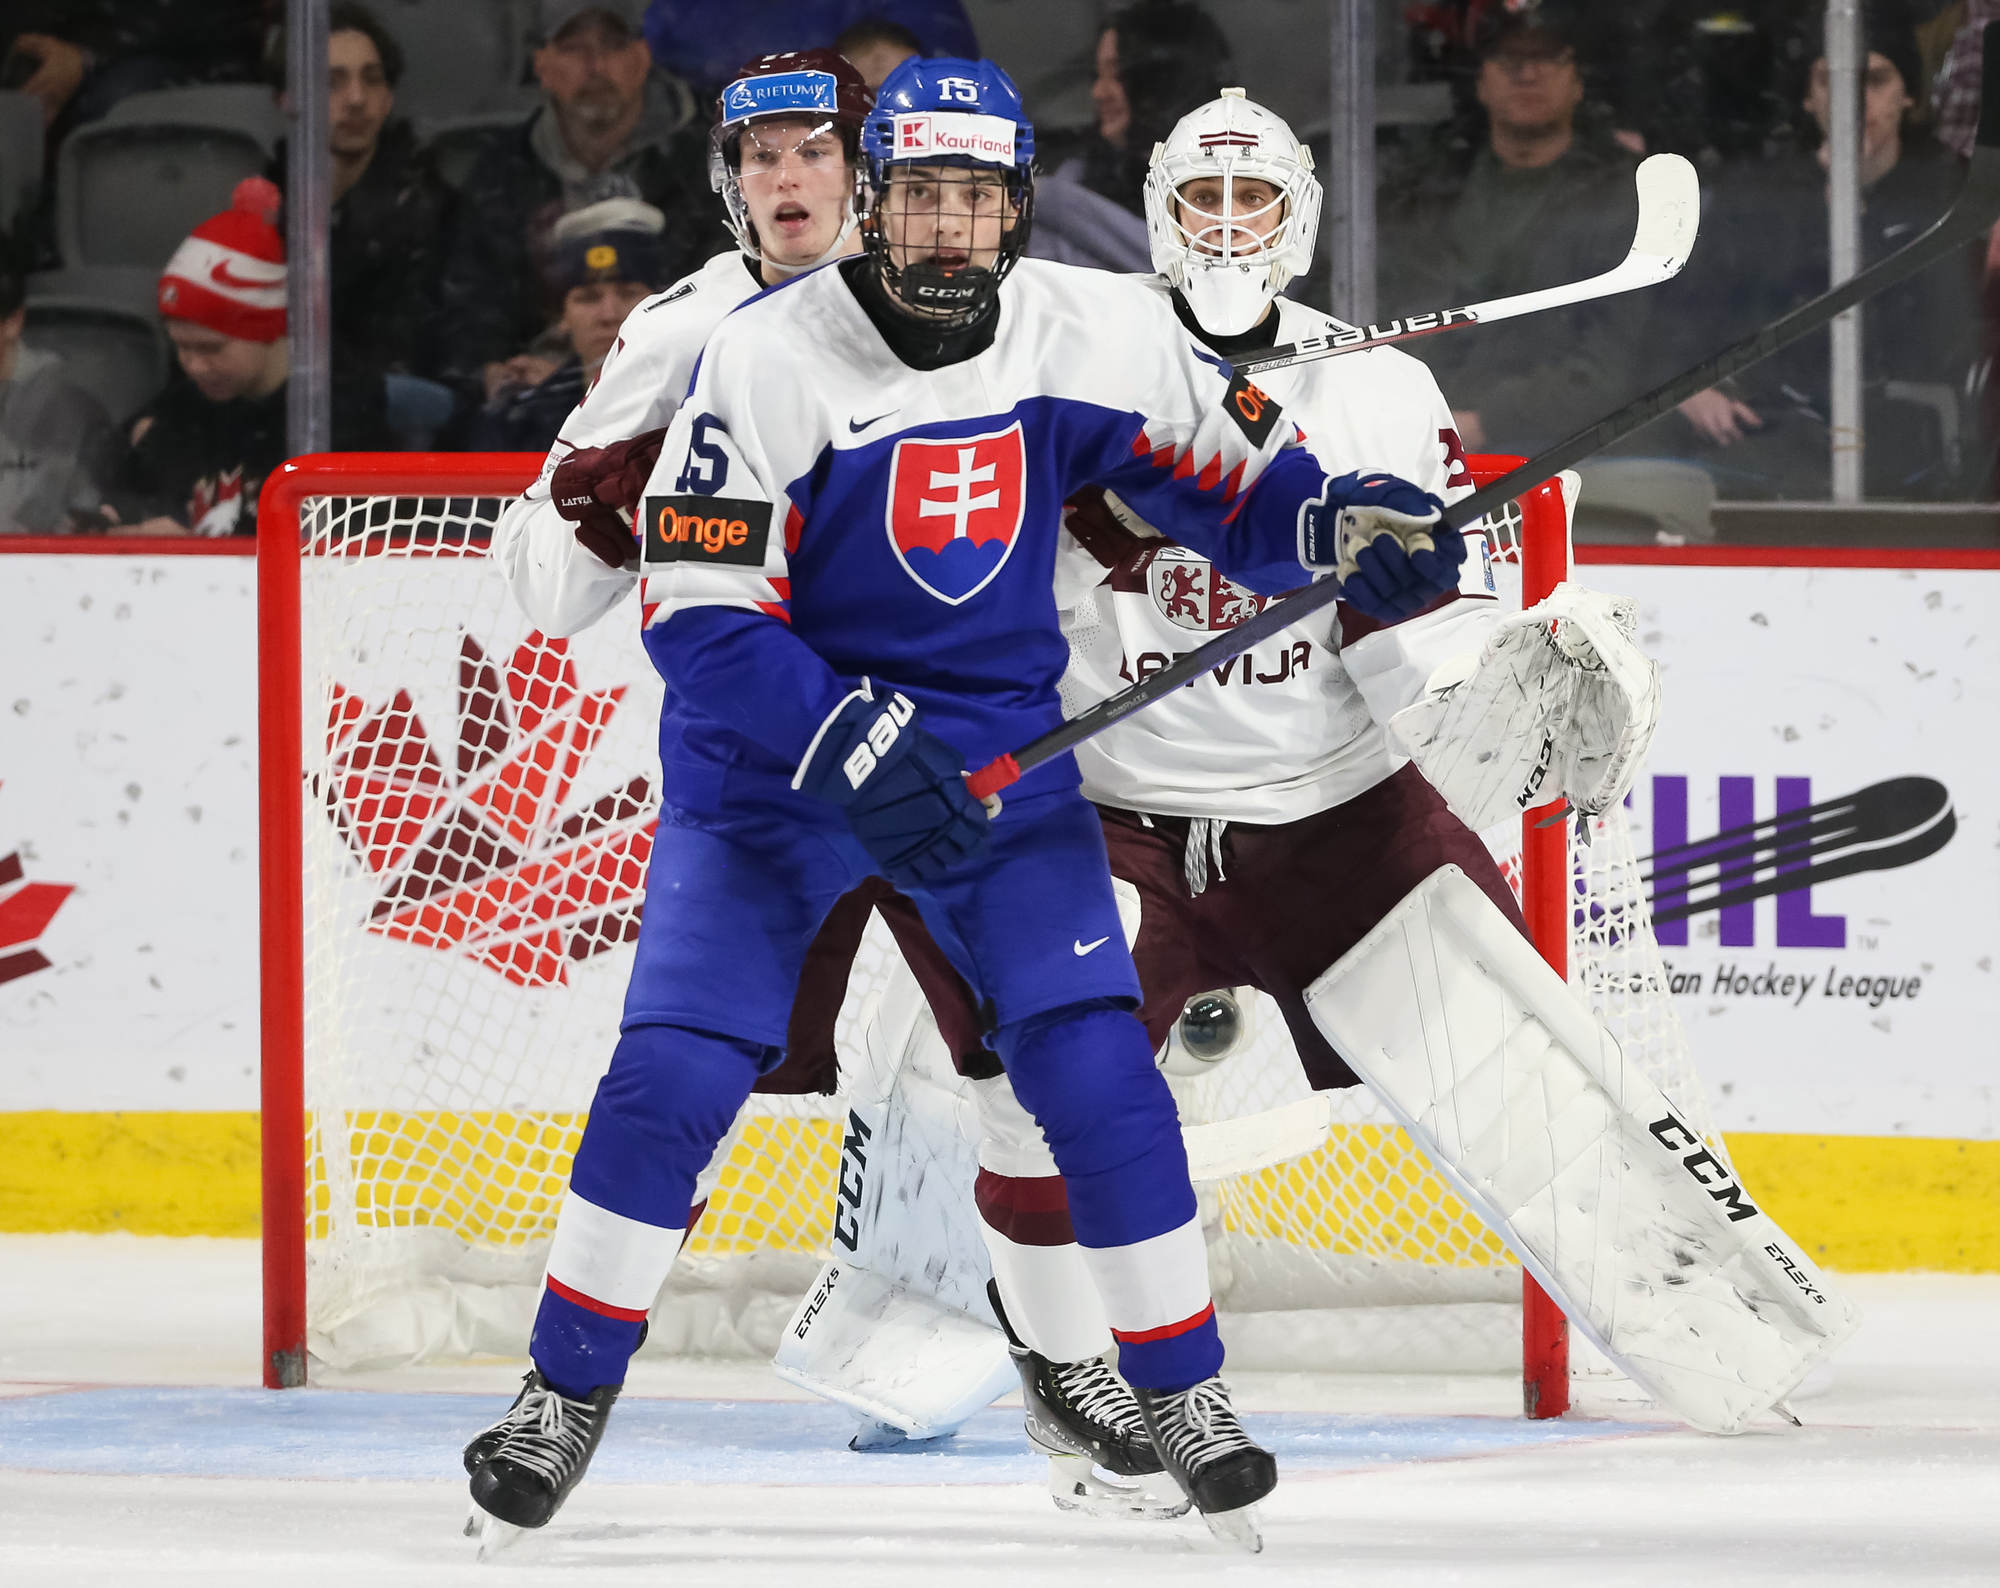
[{"left": 1631, "top": 152, "right": 1701, "bottom": 273}]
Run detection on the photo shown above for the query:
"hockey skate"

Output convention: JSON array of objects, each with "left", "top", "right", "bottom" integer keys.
[
  {"left": 1131, "top": 1377, "right": 1277, "bottom": 1553},
  {"left": 990, "top": 1280, "right": 1187, "bottom": 1521},
  {"left": 462, "top": 1370, "right": 620, "bottom": 1555}
]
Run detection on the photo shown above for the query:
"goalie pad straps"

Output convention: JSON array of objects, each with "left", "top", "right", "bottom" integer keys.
[
  {"left": 1387, "top": 581, "right": 1661, "bottom": 834},
  {"left": 1304, "top": 866, "right": 1859, "bottom": 1435}
]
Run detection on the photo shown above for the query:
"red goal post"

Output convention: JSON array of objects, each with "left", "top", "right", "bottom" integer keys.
[{"left": 255, "top": 451, "right": 1576, "bottom": 1410}]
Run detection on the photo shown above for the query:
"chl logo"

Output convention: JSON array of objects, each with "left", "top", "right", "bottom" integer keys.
[
  {"left": 1646, "top": 775, "right": 1954, "bottom": 949},
  {"left": 884, "top": 421, "right": 1027, "bottom": 604},
  {"left": 1147, "top": 545, "right": 1267, "bottom": 633}
]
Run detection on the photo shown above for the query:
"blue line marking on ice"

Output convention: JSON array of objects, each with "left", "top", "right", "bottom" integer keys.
[{"left": 0, "top": 1387, "right": 1657, "bottom": 1483}]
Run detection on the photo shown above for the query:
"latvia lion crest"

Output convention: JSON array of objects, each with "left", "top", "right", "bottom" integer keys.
[{"left": 1147, "top": 545, "right": 1267, "bottom": 633}]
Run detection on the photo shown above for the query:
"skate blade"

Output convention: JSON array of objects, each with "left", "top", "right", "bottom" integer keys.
[
  {"left": 1200, "top": 1501, "right": 1264, "bottom": 1554},
  {"left": 467, "top": 1506, "right": 525, "bottom": 1561},
  {"left": 1045, "top": 1453, "right": 1191, "bottom": 1521}
]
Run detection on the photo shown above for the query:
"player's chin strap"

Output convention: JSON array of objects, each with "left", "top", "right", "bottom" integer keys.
[{"left": 1306, "top": 865, "right": 1859, "bottom": 1434}]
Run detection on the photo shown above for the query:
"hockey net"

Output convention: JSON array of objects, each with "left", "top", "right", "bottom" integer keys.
[{"left": 258, "top": 454, "right": 1721, "bottom": 1394}]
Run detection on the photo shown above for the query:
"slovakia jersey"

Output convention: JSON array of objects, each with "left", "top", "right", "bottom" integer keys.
[
  {"left": 638, "top": 258, "right": 1356, "bottom": 805},
  {"left": 493, "top": 251, "right": 766, "bottom": 638},
  {"left": 1056, "top": 290, "right": 1502, "bottom": 825}
]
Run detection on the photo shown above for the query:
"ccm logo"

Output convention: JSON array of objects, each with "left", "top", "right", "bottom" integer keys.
[
  {"left": 830, "top": 1109, "right": 873, "bottom": 1252},
  {"left": 1649, "top": 1114, "right": 1759, "bottom": 1223},
  {"left": 643, "top": 494, "right": 771, "bottom": 565},
  {"left": 843, "top": 693, "right": 915, "bottom": 790}
]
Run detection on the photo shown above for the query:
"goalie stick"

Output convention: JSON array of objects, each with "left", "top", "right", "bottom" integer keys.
[
  {"left": 966, "top": 21, "right": 2000, "bottom": 803},
  {"left": 1231, "top": 153, "right": 1699, "bottom": 379}
]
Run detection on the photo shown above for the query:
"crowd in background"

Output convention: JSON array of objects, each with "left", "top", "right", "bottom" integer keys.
[{"left": 0, "top": 0, "right": 1992, "bottom": 538}]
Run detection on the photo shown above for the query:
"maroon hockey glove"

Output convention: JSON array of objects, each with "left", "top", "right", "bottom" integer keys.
[{"left": 549, "top": 427, "right": 667, "bottom": 569}]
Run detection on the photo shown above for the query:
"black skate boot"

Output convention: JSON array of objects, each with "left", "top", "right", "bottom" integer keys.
[
  {"left": 1131, "top": 1377, "right": 1277, "bottom": 1553},
  {"left": 463, "top": 1370, "right": 620, "bottom": 1552},
  {"left": 988, "top": 1279, "right": 1184, "bottom": 1520},
  {"left": 462, "top": 1324, "right": 645, "bottom": 1478}
]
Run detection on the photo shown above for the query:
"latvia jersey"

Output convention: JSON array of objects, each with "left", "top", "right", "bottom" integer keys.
[
  {"left": 638, "top": 258, "right": 1363, "bottom": 807},
  {"left": 1056, "top": 289, "right": 1502, "bottom": 825},
  {"left": 492, "top": 250, "right": 766, "bottom": 638}
]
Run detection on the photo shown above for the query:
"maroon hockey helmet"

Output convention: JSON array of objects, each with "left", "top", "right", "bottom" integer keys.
[{"left": 708, "top": 49, "right": 874, "bottom": 263}]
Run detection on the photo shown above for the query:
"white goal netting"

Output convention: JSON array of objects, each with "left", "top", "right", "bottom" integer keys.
[{"left": 279, "top": 468, "right": 1721, "bottom": 1377}]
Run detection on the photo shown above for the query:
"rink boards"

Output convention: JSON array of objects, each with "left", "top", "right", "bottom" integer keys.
[{"left": 0, "top": 540, "right": 1995, "bottom": 1270}]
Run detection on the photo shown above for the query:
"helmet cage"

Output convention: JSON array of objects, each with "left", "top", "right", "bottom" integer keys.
[
  {"left": 857, "top": 60, "right": 1037, "bottom": 327},
  {"left": 1144, "top": 93, "right": 1321, "bottom": 337},
  {"left": 861, "top": 158, "right": 1035, "bottom": 327}
]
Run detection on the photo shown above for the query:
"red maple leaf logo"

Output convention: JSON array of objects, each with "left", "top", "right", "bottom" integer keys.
[
  {"left": 0, "top": 784, "right": 75, "bottom": 987},
  {"left": 318, "top": 633, "right": 655, "bottom": 988}
]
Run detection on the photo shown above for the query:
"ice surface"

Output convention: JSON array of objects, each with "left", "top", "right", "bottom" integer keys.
[{"left": 1, "top": 1235, "right": 1995, "bottom": 1586}]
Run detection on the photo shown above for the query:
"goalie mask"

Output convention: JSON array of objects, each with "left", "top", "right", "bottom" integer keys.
[
  {"left": 860, "top": 56, "right": 1036, "bottom": 326},
  {"left": 710, "top": 50, "right": 873, "bottom": 271},
  {"left": 1145, "top": 89, "right": 1321, "bottom": 337}
]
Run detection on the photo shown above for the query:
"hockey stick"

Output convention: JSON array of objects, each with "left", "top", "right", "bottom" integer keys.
[
  {"left": 966, "top": 23, "right": 2000, "bottom": 801},
  {"left": 1232, "top": 152, "right": 1700, "bottom": 379}
]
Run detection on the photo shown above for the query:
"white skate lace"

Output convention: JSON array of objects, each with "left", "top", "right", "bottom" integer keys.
[
  {"left": 486, "top": 1384, "right": 594, "bottom": 1486},
  {"left": 1157, "top": 1378, "right": 1256, "bottom": 1467},
  {"left": 1050, "top": 1356, "right": 1146, "bottom": 1434}
]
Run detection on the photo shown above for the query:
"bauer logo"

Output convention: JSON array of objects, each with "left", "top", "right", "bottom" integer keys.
[
  {"left": 884, "top": 422, "right": 1027, "bottom": 604},
  {"left": 644, "top": 495, "right": 772, "bottom": 566},
  {"left": 1644, "top": 774, "right": 1954, "bottom": 950}
]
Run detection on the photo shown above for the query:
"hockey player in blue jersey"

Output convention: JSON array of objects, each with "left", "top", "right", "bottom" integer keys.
[{"left": 464, "top": 56, "right": 1466, "bottom": 1549}]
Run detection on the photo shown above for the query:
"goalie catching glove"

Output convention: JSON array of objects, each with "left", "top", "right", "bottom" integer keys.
[
  {"left": 1299, "top": 471, "right": 1463, "bottom": 621},
  {"left": 549, "top": 426, "right": 668, "bottom": 569},
  {"left": 1388, "top": 581, "right": 1660, "bottom": 833},
  {"left": 795, "top": 682, "right": 993, "bottom": 887}
]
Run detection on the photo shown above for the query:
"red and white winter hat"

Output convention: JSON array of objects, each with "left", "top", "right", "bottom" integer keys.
[{"left": 157, "top": 177, "right": 287, "bottom": 342}]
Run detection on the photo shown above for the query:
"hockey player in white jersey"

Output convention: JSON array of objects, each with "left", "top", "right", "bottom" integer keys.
[
  {"left": 495, "top": 48, "right": 874, "bottom": 629},
  {"left": 463, "top": 57, "right": 1471, "bottom": 1552}
]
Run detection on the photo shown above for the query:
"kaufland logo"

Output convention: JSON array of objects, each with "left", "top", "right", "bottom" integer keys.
[
  {"left": 889, "top": 112, "right": 1017, "bottom": 163},
  {"left": 1642, "top": 774, "right": 1954, "bottom": 950}
]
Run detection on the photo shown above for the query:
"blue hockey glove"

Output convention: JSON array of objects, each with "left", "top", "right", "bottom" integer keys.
[
  {"left": 1299, "top": 470, "right": 1464, "bottom": 622},
  {"left": 795, "top": 683, "right": 992, "bottom": 888}
]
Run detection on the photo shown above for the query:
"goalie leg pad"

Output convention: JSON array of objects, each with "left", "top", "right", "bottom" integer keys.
[{"left": 1304, "top": 866, "right": 1858, "bottom": 1435}]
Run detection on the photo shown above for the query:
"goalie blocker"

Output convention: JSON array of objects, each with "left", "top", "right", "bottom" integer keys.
[{"left": 1305, "top": 865, "right": 1858, "bottom": 1435}]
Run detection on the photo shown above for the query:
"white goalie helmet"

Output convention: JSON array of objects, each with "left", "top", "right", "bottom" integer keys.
[{"left": 1144, "top": 88, "right": 1322, "bottom": 336}]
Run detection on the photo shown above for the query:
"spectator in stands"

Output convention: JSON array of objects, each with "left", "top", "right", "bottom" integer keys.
[
  {"left": 474, "top": 199, "right": 667, "bottom": 451},
  {"left": 0, "top": 258, "right": 117, "bottom": 533},
  {"left": 833, "top": 18, "right": 922, "bottom": 91},
  {"left": 102, "top": 180, "right": 389, "bottom": 537},
  {"left": 435, "top": 0, "right": 716, "bottom": 407},
  {"left": 1655, "top": 14, "right": 1984, "bottom": 499},
  {"left": 268, "top": 4, "right": 453, "bottom": 425},
  {"left": 1377, "top": 15, "right": 1652, "bottom": 455},
  {"left": 2, "top": 2, "right": 266, "bottom": 129},
  {"left": 641, "top": 2, "right": 977, "bottom": 97},
  {"left": 1030, "top": 1, "right": 1231, "bottom": 274}
]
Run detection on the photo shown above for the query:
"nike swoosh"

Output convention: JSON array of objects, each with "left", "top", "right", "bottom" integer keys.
[
  {"left": 1073, "top": 935, "right": 1110, "bottom": 956},
  {"left": 1882, "top": 222, "right": 1915, "bottom": 239},
  {"left": 209, "top": 259, "right": 282, "bottom": 291},
  {"left": 849, "top": 411, "right": 897, "bottom": 434}
]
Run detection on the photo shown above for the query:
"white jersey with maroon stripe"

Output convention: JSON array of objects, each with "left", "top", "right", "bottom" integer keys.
[
  {"left": 493, "top": 250, "right": 765, "bottom": 638},
  {"left": 1057, "top": 289, "right": 1499, "bottom": 825}
]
